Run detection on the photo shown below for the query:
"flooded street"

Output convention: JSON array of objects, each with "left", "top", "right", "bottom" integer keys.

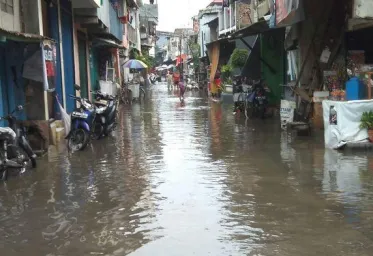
[{"left": 1, "top": 84, "right": 373, "bottom": 255}]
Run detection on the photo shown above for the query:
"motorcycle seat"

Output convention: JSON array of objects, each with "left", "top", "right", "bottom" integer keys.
[
  {"left": 0, "top": 127, "right": 16, "bottom": 141},
  {"left": 95, "top": 100, "right": 108, "bottom": 106}
]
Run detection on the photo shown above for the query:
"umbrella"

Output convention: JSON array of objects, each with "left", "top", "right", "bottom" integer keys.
[{"left": 123, "top": 59, "right": 148, "bottom": 69}]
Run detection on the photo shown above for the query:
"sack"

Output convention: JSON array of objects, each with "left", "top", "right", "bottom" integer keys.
[
  {"left": 280, "top": 100, "right": 296, "bottom": 129},
  {"left": 56, "top": 97, "right": 71, "bottom": 136}
]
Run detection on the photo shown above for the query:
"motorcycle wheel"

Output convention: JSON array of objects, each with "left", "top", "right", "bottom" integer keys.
[
  {"left": 0, "top": 167, "right": 7, "bottom": 181},
  {"left": 245, "top": 102, "right": 254, "bottom": 118},
  {"left": 92, "top": 123, "right": 103, "bottom": 140},
  {"left": 0, "top": 148, "right": 7, "bottom": 180},
  {"left": 68, "top": 128, "right": 89, "bottom": 151},
  {"left": 7, "top": 145, "right": 31, "bottom": 168}
]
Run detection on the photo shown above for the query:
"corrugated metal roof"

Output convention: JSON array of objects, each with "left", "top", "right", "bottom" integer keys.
[{"left": 0, "top": 28, "right": 53, "bottom": 42}]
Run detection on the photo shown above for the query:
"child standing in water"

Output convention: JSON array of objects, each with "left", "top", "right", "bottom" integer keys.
[{"left": 179, "top": 76, "right": 186, "bottom": 101}]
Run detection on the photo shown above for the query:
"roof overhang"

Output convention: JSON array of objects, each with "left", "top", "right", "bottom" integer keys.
[
  {"left": 231, "top": 20, "right": 272, "bottom": 39},
  {"left": 92, "top": 37, "right": 125, "bottom": 49},
  {"left": 0, "top": 28, "right": 53, "bottom": 43},
  {"left": 205, "top": 17, "right": 219, "bottom": 26}
]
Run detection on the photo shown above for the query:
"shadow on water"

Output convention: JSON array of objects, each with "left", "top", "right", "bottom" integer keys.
[{"left": 0, "top": 84, "right": 373, "bottom": 255}]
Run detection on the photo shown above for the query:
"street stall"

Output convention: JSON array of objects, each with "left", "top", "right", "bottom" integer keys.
[
  {"left": 122, "top": 59, "right": 148, "bottom": 101},
  {"left": 322, "top": 34, "right": 373, "bottom": 149}
]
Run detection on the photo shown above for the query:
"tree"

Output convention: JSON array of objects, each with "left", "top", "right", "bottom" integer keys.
[{"left": 187, "top": 38, "right": 201, "bottom": 72}]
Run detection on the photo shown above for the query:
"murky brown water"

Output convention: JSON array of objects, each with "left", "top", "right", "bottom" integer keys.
[{"left": 1, "top": 85, "right": 373, "bottom": 255}]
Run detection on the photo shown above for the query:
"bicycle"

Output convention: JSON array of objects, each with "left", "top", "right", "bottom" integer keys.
[{"left": 119, "top": 83, "right": 132, "bottom": 105}]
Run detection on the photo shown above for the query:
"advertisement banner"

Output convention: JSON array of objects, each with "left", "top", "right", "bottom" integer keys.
[
  {"left": 276, "top": 0, "right": 304, "bottom": 27},
  {"left": 41, "top": 40, "right": 57, "bottom": 91}
]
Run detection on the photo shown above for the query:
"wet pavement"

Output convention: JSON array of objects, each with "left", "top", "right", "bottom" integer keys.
[{"left": 1, "top": 84, "right": 373, "bottom": 255}]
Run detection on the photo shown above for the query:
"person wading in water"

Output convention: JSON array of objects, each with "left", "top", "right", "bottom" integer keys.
[{"left": 179, "top": 76, "right": 186, "bottom": 102}]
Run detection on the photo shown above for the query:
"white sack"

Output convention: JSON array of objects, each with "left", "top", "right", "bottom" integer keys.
[
  {"left": 280, "top": 100, "right": 296, "bottom": 129},
  {"left": 57, "top": 99, "right": 71, "bottom": 136},
  {"left": 322, "top": 100, "right": 373, "bottom": 149}
]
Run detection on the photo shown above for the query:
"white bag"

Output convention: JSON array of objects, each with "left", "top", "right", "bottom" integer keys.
[
  {"left": 280, "top": 100, "right": 296, "bottom": 129},
  {"left": 57, "top": 98, "right": 71, "bottom": 136}
]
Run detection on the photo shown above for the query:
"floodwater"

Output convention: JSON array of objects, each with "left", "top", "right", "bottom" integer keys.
[{"left": 1, "top": 85, "right": 373, "bottom": 256}]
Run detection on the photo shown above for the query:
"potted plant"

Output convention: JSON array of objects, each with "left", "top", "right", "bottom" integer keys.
[
  {"left": 221, "top": 64, "right": 233, "bottom": 93},
  {"left": 360, "top": 111, "right": 373, "bottom": 141}
]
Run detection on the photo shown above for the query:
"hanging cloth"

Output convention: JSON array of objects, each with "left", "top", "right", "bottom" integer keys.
[{"left": 208, "top": 42, "right": 220, "bottom": 94}]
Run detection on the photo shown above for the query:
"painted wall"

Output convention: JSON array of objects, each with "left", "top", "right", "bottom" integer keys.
[
  {"left": 21, "top": 0, "right": 42, "bottom": 34},
  {"left": 260, "top": 30, "right": 285, "bottom": 105},
  {"left": 0, "top": 0, "right": 21, "bottom": 31},
  {"left": 199, "top": 13, "right": 219, "bottom": 58},
  {"left": 109, "top": 2, "right": 123, "bottom": 41},
  {"left": 0, "top": 46, "right": 8, "bottom": 126}
]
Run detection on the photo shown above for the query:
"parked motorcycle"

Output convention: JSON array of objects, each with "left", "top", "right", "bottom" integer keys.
[
  {"left": 91, "top": 90, "right": 118, "bottom": 139},
  {"left": 246, "top": 80, "right": 269, "bottom": 118},
  {"left": 0, "top": 105, "right": 37, "bottom": 180},
  {"left": 66, "top": 91, "right": 96, "bottom": 151}
]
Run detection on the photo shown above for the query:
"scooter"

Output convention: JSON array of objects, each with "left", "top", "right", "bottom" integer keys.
[
  {"left": 91, "top": 90, "right": 118, "bottom": 139},
  {"left": 0, "top": 105, "right": 37, "bottom": 180},
  {"left": 247, "top": 80, "right": 269, "bottom": 118},
  {"left": 65, "top": 89, "right": 96, "bottom": 151}
]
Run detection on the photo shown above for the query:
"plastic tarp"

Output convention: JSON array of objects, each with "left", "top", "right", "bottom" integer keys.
[
  {"left": 323, "top": 99, "right": 373, "bottom": 149},
  {"left": 56, "top": 97, "right": 71, "bottom": 136}
]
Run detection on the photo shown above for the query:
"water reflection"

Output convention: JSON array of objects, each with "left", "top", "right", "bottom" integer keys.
[{"left": 0, "top": 85, "right": 373, "bottom": 255}]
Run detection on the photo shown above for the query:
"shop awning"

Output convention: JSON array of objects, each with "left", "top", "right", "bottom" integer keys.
[
  {"left": 0, "top": 28, "right": 53, "bottom": 43},
  {"left": 92, "top": 37, "right": 125, "bottom": 49},
  {"left": 231, "top": 20, "right": 274, "bottom": 39},
  {"left": 240, "top": 36, "right": 261, "bottom": 79},
  {"left": 205, "top": 17, "right": 218, "bottom": 26}
]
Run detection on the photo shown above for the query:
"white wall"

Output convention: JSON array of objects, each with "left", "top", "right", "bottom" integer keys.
[{"left": 0, "top": 0, "right": 21, "bottom": 32}]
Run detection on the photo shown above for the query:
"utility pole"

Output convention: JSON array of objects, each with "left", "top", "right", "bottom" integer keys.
[{"left": 179, "top": 32, "right": 182, "bottom": 77}]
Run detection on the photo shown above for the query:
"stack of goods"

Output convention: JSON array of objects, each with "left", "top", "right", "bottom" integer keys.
[
  {"left": 347, "top": 50, "right": 365, "bottom": 77},
  {"left": 323, "top": 70, "right": 346, "bottom": 101}
]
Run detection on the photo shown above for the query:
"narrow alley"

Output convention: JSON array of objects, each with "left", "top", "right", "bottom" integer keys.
[{"left": 1, "top": 85, "right": 373, "bottom": 255}]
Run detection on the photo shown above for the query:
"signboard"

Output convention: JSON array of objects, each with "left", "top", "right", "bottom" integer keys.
[
  {"left": 237, "top": 1, "right": 255, "bottom": 29},
  {"left": 41, "top": 40, "right": 57, "bottom": 91},
  {"left": 276, "top": 0, "right": 305, "bottom": 27}
]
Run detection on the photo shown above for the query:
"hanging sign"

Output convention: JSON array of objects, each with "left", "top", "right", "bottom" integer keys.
[{"left": 41, "top": 40, "right": 57, "bottom": 91}]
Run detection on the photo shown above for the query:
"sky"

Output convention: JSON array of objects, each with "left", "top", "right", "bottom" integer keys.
[{"left": 149, "top": 0, "right": 213, "bottom": 32}]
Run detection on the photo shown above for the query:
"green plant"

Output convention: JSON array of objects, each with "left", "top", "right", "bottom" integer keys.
[
  {"left": 231, "top": 49, "right": 249, "bottom": 69},
  {"left": 133, "top": 51, "right": 154, "bottom": 69},
  {"left": 360, "top": 111, "right": 373, "bottom": 129},
  {"left": 221, "top": 64, "right": 232, "bottom": 79},
  {"left": 188, "top": 39, "right": 201, "bottom": 71}
]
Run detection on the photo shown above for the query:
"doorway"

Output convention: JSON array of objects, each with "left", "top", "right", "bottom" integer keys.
[
  {"left": 0, "top": 47, "right": 8, "bottom": 125},
  {"left": 78, "top": 32, "right": 88, "bottom": 99}
]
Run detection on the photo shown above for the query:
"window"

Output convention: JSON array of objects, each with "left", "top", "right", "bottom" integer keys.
[{"left": 1, "top": 0, "right": 13, "bottom": 14}]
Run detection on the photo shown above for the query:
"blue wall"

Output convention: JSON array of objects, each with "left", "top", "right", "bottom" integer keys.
[
  {"left": 109, "top": 4, "right": 123, "bottom": 41},
  {"left": 61, "top": 9, "right": 75, "bottom": 113},
  {"left": 0, "top": 41, "right": 29, "bottom": 126},
  {"left": 48, "top": 1, "right": 75, "bottom": 114},
  {"left": 4, "top": 41, "right": 26, "bottom": 120},
  {"left": 0, "top": 46, "right": 8, "bottom": 126},
  {"left": 48, "top": 5, "right": 63, "bottom": 117}
]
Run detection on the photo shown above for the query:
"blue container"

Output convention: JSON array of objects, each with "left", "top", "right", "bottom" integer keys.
[{"left": 346, "top": 77, "right": 366, "bottom": 101}]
